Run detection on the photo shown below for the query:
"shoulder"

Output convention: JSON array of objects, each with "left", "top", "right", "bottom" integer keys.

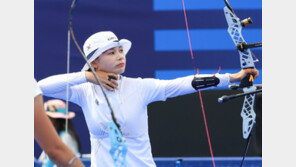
[
  {"left": 120, "top": 76, "right": 145, "bottom": 95},
  {"left": 122, "top": 76, "right": 159, "bottom": 84},
  {"left": 72, "top": 81, "right": 92, "bottom": 91},
  {"left": 122, "top": 76, "right": 163, "bottom": 90},
  {"left": 121, "top": 76, "right": 159, "bottom": 87},
  {"left": 121, "top": 76, "right": 142, "bottom": 81},
  {"left": 121, "top": 76, "right": 143, "bottom": 86}
]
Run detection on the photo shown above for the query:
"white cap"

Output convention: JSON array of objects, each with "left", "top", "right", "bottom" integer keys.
[{"left": 82, "top": 31, "right": 132, "bottom": 71}]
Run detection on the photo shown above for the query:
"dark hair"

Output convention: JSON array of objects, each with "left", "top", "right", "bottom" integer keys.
[{"left": 49, "top": 118, "right": 82, "bottom": 152}]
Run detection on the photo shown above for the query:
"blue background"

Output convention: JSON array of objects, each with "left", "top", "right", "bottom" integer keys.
[{"left": 34, "top": 0, "right": 262, "bottom": 158}]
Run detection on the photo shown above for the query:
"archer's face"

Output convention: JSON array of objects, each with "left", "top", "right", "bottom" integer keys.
[{"left": 91, "top": 46, "right": 126, "bottom": 74}]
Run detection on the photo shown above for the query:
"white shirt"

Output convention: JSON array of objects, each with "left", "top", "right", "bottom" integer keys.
[
  {"left": 38, "top": 72, "right": 230, "bottom": 167},
  {"left": 34, "top": 78, "right": 42, "bottom": 98}
]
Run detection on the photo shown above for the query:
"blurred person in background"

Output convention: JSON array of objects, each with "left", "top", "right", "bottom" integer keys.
[{"left": 39, "top": 99, "right": 81, "bottom": 167}]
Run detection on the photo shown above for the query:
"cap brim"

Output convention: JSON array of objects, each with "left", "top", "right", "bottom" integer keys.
[
  {"left": 46, "top": 111, "right": 76, "bottom": 119},
  {"left": 81, "top": 39, "right": 132, "bottom": 71}
]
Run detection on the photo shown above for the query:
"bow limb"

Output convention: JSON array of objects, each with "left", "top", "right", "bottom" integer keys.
[{"left": 68, "top": 1, "right": 128, "bottom": 166}]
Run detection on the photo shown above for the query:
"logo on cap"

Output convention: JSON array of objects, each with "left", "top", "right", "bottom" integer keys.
[
  {"left": 87, "top": 44, "right": 91, "bottom": 50},
  {"left": 108, "top": 37, "right": 116, "bottom": 41}
]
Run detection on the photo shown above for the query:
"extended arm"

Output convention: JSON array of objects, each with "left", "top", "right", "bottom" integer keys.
[
  {"left": 141, "top": 69, "right": 258, "bottom": 105},
  {"left": 141, "top": 73, "right": 229, "bottom": 105}
]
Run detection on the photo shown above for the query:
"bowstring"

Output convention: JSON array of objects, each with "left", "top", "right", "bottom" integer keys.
[
  {"left": 181, "top": 0, "right": 216, "bottom": 166},
  {"left": 65, "top": 30, "right": 71, "bottom": 133}
]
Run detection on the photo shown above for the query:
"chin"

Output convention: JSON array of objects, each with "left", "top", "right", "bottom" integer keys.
[{"left": 116, "top": 69, "right": 125, "bottom": 75}]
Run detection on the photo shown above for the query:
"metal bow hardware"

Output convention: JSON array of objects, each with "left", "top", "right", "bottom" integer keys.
[
  {"left": 68, "top": 1, "right": 128, "bottom": 166},
  {"left": 220, "top": 0, "right": 262, "bottom": 139},
  {"left": 218, "top": 0, "right": 262, "bottom": 166}
]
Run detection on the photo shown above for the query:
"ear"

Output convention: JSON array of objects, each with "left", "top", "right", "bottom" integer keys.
[{"left": 90, "top": 61, "right": 97, "bottom": 69}]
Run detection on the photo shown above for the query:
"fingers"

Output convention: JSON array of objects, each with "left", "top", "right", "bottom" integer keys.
[
  {"left": 100, "top": 79, "right": 118, "bottom": 91},
  {"left": 94, "top": 71, "right": 119, "bottom": 90},
  {"left": 253, "top": 69, "right": 259, "bottom": 78},
  {"left": 108, "top": 75, "right": 118, "bottom": 81},
  {"left": 104, "top": 80, "right": 118, "bottom": 90},
  {"left": 249, "top": 69, "right": 259, "bottom": 79},
  {"left": 101, "top": 77, "right": 118, "bottom": 90},
  {"left": 230, "top": 68, "right": 259, "bottom": 83},
  {"left": 106, "top": 74, "right": 118, "bottom": 89},
  {"left": 109, "top": 78, "right": 119, "bottom": 88},
  {"left": 104, "top": 83, "right": 116, "bottom": 91}
]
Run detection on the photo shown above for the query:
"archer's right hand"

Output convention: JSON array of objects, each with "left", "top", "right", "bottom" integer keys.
[{"left": 85, "top": 71, "right": 118, "bottom": 90}]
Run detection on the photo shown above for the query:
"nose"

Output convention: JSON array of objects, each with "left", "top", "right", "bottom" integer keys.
[{"left": 117, "top": 51, "right": 125, "bottom": 60}]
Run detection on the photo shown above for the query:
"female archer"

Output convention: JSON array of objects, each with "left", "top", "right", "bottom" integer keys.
[{"left": 38, "top": 31, "right": 258, "bottom": 167}]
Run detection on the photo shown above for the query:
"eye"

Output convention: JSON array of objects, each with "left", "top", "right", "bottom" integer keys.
[
  {"left": 108, "top": 51, "right": 115, "bottom": 55},
  {"left": 119, "top": 49, "right": 124, "bottom": 53}
]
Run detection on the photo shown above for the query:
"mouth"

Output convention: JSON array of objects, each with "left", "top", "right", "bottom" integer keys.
[{"left": 116, "top": 63, "right": 125, "bottom": 67}]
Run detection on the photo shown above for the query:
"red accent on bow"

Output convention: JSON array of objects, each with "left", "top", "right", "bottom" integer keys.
[{"left": 181, "top": 1, "right": 216, "bottom": 166}]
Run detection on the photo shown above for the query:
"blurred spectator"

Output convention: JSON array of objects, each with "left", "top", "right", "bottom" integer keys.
[{"left": 39, "top": 99, "right": 81, "bottom": 167}]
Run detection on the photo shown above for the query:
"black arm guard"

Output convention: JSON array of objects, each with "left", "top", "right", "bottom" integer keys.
[{"left": 191, "top": 76, "right": 220, "bottom": 90}]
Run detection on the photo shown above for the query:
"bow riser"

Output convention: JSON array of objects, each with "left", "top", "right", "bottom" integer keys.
[{"left": 224, "top": 7, "right": 255, "bottom": 69}]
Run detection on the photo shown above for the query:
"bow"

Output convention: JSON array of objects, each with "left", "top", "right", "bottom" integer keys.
[
  {"left": 222, "top": 0, "right": 260, "bottom": 139},
  {"left": 218, "top": 0, "right": 262, "bottom": 166},
  {"left": 68, "top": 1, "right": 128, "bottom": 166}
]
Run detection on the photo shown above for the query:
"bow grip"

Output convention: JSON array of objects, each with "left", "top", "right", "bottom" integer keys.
[{"left": 239, "top": 68, "right": 254, "bottom": 88}]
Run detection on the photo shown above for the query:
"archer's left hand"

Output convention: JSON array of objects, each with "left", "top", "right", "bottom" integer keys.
[{"left": 229, "top": 68, "right": 259, "bottom": 83}]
